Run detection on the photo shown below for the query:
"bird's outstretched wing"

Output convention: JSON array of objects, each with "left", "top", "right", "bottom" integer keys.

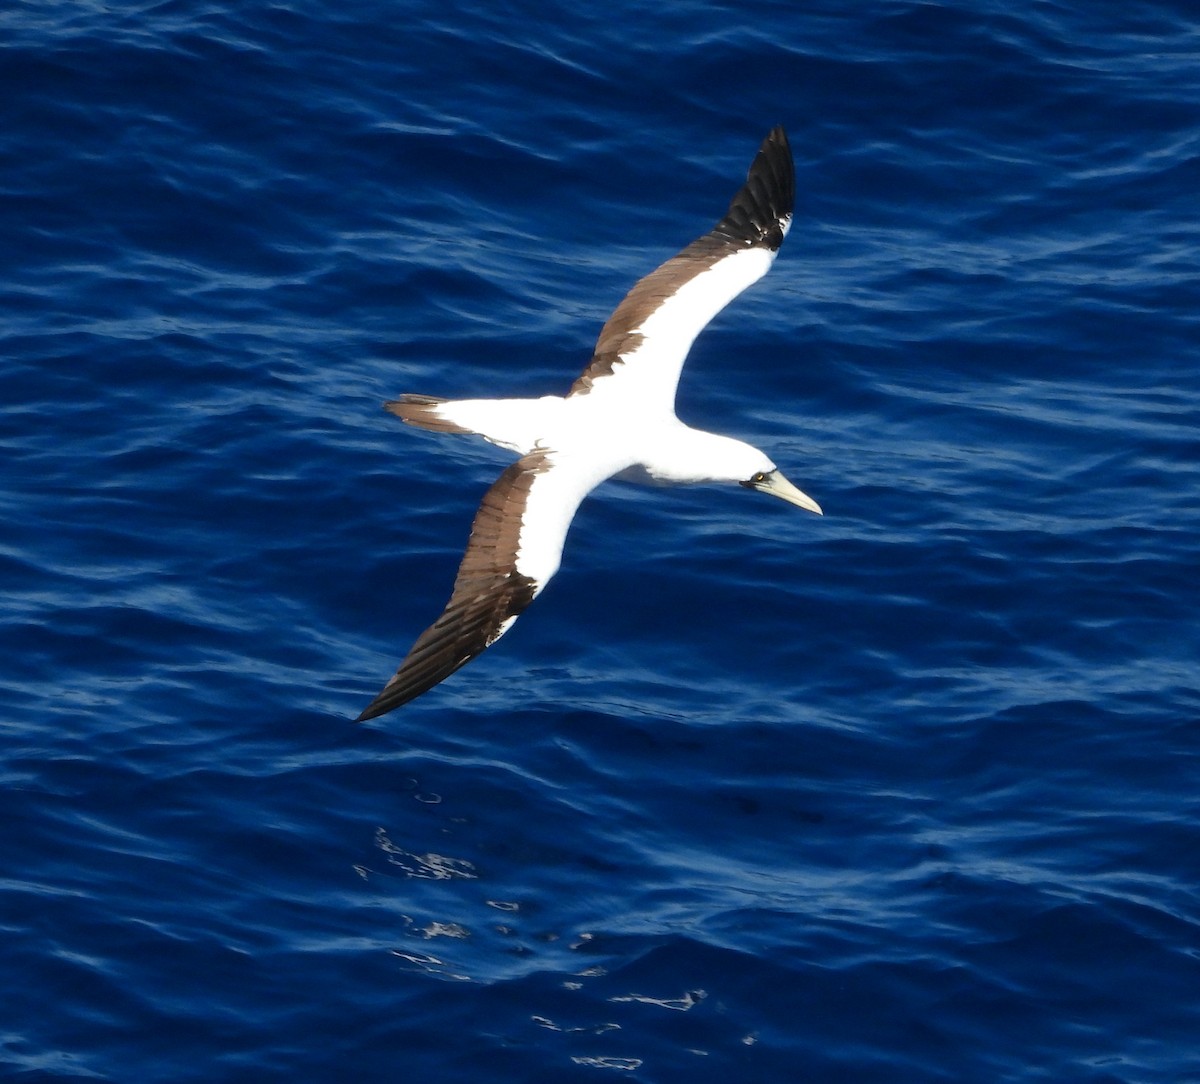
[
  {"left": 569, "top": 125, "right": 794, "bottom": 408},
  {"left": 357, "top": 450, "right": 595, "bottom": 719}
]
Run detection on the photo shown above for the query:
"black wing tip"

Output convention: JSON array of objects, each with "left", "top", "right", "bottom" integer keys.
[
  {"left": 763, "top": 123, "right": 789, "bottom": 151},
  {"left": 712, "top": 124, "right": 795, "bottom": 251},
  {"left": 355, "top": 698, "right": 392, "bottom": 722},
  {"left": 354, "top": 661, "right": 458, "bottom": 721},
  {"left": 354, "top": 688, "right": 407, "bottom": 722},
  {"left": 355, "top": 666, "right": 451, "bottom": 719}
]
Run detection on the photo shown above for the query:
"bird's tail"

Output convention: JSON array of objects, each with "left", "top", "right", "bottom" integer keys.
[
  {"left": 383, "top": 393, "right": 562, "bottom": 455},
  {"left": 385, "top": 394, "right": 472, "bottom": 434}
]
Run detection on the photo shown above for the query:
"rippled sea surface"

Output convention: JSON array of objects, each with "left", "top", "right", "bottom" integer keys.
[{"left": 3, "top": 1, "right": 1199, "bottom": 1080}]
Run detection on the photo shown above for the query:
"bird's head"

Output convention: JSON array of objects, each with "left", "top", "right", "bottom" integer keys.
[
  {"left": 705, "top": 434, "right": 820, "bottom": 516},
  {"left": 714, "top": 436, "right": 823, "bottom": 515},
  {"left": 653, "top": 430, "right": 822, "bottom": 514},
  {"left": 739, "top": 465, "right": 823, "bottom": 514}
]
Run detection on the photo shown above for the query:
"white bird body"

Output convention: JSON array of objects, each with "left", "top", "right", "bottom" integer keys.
[{"left": 357, "top": 127, "right": 821, "bottom": 720}]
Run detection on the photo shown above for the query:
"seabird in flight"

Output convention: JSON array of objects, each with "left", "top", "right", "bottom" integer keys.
[{"left": 357, "top": 125, "right": 821, "bottom": 720}]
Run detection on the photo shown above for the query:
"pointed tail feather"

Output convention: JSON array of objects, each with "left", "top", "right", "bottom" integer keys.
[{"left": 384, "top": 394, "right": 472, "bottom": 434}]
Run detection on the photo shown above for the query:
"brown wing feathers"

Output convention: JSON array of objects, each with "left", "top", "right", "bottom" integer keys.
[
  {"left": 570, "top": 126, "right": 793, "bottom": 397},
  {"left": 356, "top": 452, "right": 550, "bottom": 720}
]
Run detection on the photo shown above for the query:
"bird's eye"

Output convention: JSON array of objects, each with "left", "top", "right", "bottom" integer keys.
[{"left": 751, "top": 471, "right": 769, "bottom": 484}]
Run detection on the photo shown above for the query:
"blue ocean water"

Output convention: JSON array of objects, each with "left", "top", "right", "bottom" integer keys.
[{"left": 2, "top": 0, "right": 1198, "bottom": 1079}]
